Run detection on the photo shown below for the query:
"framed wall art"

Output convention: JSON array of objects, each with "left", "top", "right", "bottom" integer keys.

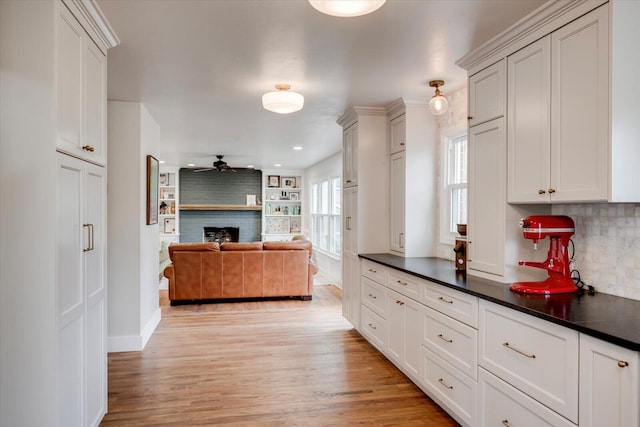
[
  {"left": 282, "top": 176, "right": 296, "bottom": 188},
  {"left": 146, "top": 155, "right": 159, "bottom": 225},
  {"left": 268, "top": 175, "right": 281, "bottom": 188}
]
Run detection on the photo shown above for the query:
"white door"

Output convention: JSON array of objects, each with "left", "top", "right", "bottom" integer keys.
[
  {"left": 467, "top": 119, "right": 505, "bottom": 277},
  {"left": 389, "top": 151, "right": 405, "bottom": 253},
  {"left": 550, "top": 5, "right": 609, "bottom": 202},
  {"left": 507, "top": 37, "right": 551, "bottom": 203}
]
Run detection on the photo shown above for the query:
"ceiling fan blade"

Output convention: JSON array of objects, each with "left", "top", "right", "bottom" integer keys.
[{"left": 192, "top": 168, "right": 214, "bottom": 173}]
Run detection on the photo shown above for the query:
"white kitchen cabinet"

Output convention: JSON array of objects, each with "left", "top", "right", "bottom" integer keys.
[
  {"left": 57, "top": 153, "right": 107, "bottom": 427},
  {"left": 579, "top": 334, "right": 640, "bottom": 427},
  {"left": 478, "top": 368, "right": 575, "bottom": 427},
  {"left": 361, "top": 305, "right": 386, "bottom": 352},
  {"left": 343, "top": 123, "right": 358, "bottom": 188},
  {"left": 508, "top": 6, "right": 609, "bottom": 203},
  {"left": 479, "top": 300, "right": 579, "bottom": 423},
  {"left": 386, "top": 289, "right": 421, "bottom": 380},
  {"left": 467, "top": 119, "right": 505, "bottom": 277},
  {"left": 342, "top": 186, "right": 359, "bottom": 328},
  {"left": 390, "top": 151, "right": 405, "bottom": 253},
  {"left": 386, "top": 99, "right": 437, "bottom": 257},
  {"left": 468, "top": 60, "right": 505, "bottom": 127},
  {"left": 389, "top": 113, "right": 406, "bottom": 154},
  {"left": 56, "top": 2, "right": 107, "bottom": 166}
]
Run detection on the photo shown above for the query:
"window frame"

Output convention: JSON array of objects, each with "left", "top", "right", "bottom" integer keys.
[
  {"left": 439, "top": 126, "right": 468, "bottom": 246},
  {"left": 310, "top": 176, "right": 341, "bottom": 258}
]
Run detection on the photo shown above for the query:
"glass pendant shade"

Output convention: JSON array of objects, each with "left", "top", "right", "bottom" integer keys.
[
  {"left": 308, "top": 0, "right": 386, "bottom": 17},
  {"left": 262, "top": 84, "right": 304, "bottom": 114},
  {"left": 429, "top": 94, "right": 448, "bottom": 116}
]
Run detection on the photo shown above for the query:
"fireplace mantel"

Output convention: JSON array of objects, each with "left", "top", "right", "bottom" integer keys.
[{"left": 179, "top": 204, "right": 262, "bottom": 211}]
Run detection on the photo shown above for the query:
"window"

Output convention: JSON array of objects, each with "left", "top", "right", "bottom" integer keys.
[
  {"left": 311, "top": 177, "right": 341, "bottom": 256},
  {"left": 440, "top": 131, "right": 468, "bottom": 243}
]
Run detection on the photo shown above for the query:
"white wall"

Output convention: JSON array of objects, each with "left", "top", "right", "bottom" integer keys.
[
  {"left": 0, "top": 1, "right": 59, "bottom": 424},
  {"left": 304, "top": 152, "right": 343, "bottom": 285},
  {"left": 107, "top": 101, "right": 161, "bottom": 352}
]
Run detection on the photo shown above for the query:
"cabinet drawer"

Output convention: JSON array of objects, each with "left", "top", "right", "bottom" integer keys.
[
  {"left": 360, "top": 305, "right": 386, "bottom": 352},
  {"left": 361, "top": 260, "right": 386, "bottom": 285},
  {"left": 479, "top": 300, "right": 578, "bottom": 423},
  {"left": 387, "top": 269, "right": 420, "bottom": 301},
  {"left": 479, "top": 368, "right": 575, "bottom": 427},
  {"left": 361, "top": 276, "right": 386, "bottom": 317},
  {"left": 423, "top": 307, "right": 477, "bottom": 380},
  {"left": 422, "top": 347, "right": 476, "bottom": 427},
  {"left": 422, "top": 281, "right": 478, "bottom": 328}
]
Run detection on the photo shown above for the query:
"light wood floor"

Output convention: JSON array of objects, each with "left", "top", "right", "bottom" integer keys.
[{"left": 101, "top": 285, "right": 459, "bottom": 426}]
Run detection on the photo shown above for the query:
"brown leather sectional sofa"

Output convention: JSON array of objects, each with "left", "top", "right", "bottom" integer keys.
[{"left": 163, "top": 239, "right": 318, "bottom": 304}]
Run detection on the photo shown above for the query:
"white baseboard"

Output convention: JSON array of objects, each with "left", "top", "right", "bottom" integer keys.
[{"left": 108, "top": 308, "right": 161, "bottom": 353}]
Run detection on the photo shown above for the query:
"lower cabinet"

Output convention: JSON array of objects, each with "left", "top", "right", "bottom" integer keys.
[
  {"left": 386, "top": 289, "right": 421, "bottom": 380},
  {"left": 579, "top": 334, "right": 640, "bottom": 427}
]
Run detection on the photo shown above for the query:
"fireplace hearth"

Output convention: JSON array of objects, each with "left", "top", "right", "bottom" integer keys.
[{"left": 203, "top": 227, "right": 240, "bottom": 243}]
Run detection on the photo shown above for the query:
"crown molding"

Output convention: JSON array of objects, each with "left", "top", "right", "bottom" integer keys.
[
  {"left": 64, "top": 0, "right": 120, "bottom": 52},
  {"left": 337, "top": 106, "right": 387, "bottom": 128},
  {"left": 456, "top": 0, "right": 607, "bottom": 74}
]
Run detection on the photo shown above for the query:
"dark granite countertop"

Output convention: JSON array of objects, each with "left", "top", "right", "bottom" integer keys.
[{"left": 359, "top": 253, "right": 640, "bottom": 351}]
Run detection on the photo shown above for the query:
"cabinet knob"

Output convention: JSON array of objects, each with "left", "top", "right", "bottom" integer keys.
[
  {"left": 618, "top": 360, "right": 629, "bottom": 368},
  {"left": 346, "top": 179, "right": 352, "bottom": 183},
  {"left": 82, "top": 145, "right": 95, "bottom": 152},
  {"left": 467, "top": 116, "right": 473, "bottom": 120},
  {"left": 400, "top": 142, "right": 405, "bottom": 146},
  {"left": 538, "top": 189, "right": 546, "bottom": 194},
  {"left": 548, "top": 188, "right": 556, "bottom": 194}
]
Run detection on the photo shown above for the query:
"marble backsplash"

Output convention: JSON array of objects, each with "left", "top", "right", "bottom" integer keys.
[{"left": 552, "top": 203, "right": 640, "bottom": 301}]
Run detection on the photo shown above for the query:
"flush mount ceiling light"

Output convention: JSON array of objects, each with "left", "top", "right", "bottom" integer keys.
[
  {"left": 428, "top": 80, "right": 449, "bottom": 116},
  {"left": 262, "top": 84, "right": 304, "bottom": 114},
  {"left": 309, "top": 0, "right": 386, "bottom": 17}
]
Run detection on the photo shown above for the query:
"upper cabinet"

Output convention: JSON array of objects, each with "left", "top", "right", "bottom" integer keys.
[
  {"left": 389, "top": 114, "right": 406, "bottom": 154},
  {"left": 468, "top": 60, "right": 505, "bottom": 127},
  {"left": 508, "top": 6, "right": 609, "bottom": 203},
  {"left": 343, "top": 123, "right": 358, "bottom": 188},
  {"left": 458, "top": 0, "right": 640, "bottom": 204},
  {"left": 56, "top": 2, "right": 108, "bottom": 166}
]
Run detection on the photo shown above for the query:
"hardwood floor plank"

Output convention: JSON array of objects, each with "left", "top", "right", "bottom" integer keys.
[{"left": 101, "top": 285, "right": 459, "bottom": 426}]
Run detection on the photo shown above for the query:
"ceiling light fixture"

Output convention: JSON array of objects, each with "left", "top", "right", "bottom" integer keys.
[
  {"left": 293, "top": 146, "right": 303, "bottom": 150},
  {"left": 428, "top": 80, "right": 448, "bottom": 116},
  {"left": 309, "top": 0, "right": 386, "bottom": 17},
  {"left": 262, "top": 84, "right": 304, "bottom": 114}
]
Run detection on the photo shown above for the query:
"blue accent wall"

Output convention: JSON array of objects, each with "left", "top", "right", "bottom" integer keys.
[{"left": 179, "top": 168, "right": 262, "bottom": 242}]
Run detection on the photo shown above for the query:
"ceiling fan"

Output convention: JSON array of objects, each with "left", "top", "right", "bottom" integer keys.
[{"left": 192, "top": 155, "right": 237, "bottom": 173}]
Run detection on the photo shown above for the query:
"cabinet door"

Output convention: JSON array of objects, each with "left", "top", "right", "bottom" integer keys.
[
  {"left": 403, "top": 297, "right": 421, "bottom": 379},
  {"left": 386, "top": 290, "right": 404, "bottom": 365},
  {"left": 84, "top": 164, "right": 107, "bottom": 427},
  {"left": 389, "top": 114, "right": 406, "bottom": 154},
  {"left": 342, "top": 187, "right": 359, "bottom": 327},
  {"left": 468, "top": 60, "right": 505, "bottom": 127},
  {"left": 467, "top": 119, "right": 505, "bottom": 277},
  {"left": 550, "top": 5, "right": 609, "bottom": 202},
  {"left": 507, "top": 37, "right": 551, "bottom": 203},
  {"left": 389, "top": 151, "right": 405, "bottom": 253},
  {"left": 579, "top": 334, "right": 639, "bottom": 427},
  {"left": 83, "top": 39, "right": 107, "bottom": 165},
  {"left": 343, "top": 124, "right": 358, "bottom": 187},
  {"left": 57, "top": 4, "right": 84, "bottom": 155}
]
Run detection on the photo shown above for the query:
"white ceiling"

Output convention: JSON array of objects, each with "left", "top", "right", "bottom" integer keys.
[{"left": 97, "top": 0, "right": 547, "bottom": 170}]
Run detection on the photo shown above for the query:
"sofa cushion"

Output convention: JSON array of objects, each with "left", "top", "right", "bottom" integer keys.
[
  {"left": 220, "top": 242, "right": 263, "bottom": 251},
  {"left": 263, "top": 239, "right": 312, "bottom": 257},
  {"left": 168, "top": 242, "right": 220, "bottom": 261}
]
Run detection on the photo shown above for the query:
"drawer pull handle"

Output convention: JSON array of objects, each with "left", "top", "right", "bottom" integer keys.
[
  {"left": 618, "top": 360, "right": 629, "bottom": 368},
  {"left": 368, "top": 323, "right": 377, "bottom": 330},
  {"left": 438, "top": 378, "right": 453, "bottom": 389},
  {"left": 82, "top": 145, "right": 95, "bottom": 152},
  {"left": 438, "top": 296, "right": 454, "bottom": 304},
  {"left": 501, "top": 420, "right": 512, "bottom": 427},
  {"left": 397, "top": 280, "right": 407, "bottom": 286},
  {"left": 396, "top": 300, "right": 404, "bottom": 305},
  {"left": 503, "top": 342, "right": 536, "bottom": 359},
  {"left": 368, "top": 293, "right": 377, "bottom": 299},
  {"left": 437, "top": 334, "right": 453, "bottom": 343},
  {"left": 368, "top": 269, "right": 377, "bottom": 273}
]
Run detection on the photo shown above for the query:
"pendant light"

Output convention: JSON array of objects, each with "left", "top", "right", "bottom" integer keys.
[
  {"left": 308, "top": 0, "right": 386, "bottom": 17},
  {"left": 262, "top": 84, "right": 304, "bottom": 114},
  {"left": 428, "top": 80, "right": 448, "bottom": 116}
]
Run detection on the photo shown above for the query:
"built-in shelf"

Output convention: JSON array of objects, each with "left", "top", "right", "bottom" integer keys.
[{"left": 179, "top": 204, "right": 263, "bottom": 211}]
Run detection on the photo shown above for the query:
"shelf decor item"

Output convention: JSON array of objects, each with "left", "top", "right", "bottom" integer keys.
[
  {"left": 266, "top": 216, "right": 290, "bottom": 234},
  {"left": 246, "top": 194, "right": 257, "bottom": 206},
  {"left": 159, "top": 172, "right": 168, "bottom": 186},
  {"left": 282, "top": 177, "right": 296, "bottom": 188},
  {"left": 289, "top": 191, "right": 300, "bottom": 201},
  {"left": 268, "top": 175, "right": 280, "bottom": 187},
  {"left": 163, "top": 217, "right": 176, "bottom": 233},
  {"left": 146, "top": 155, "right": 159, "bottom": 225}
]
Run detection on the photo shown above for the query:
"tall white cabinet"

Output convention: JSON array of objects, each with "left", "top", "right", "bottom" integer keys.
[
  {"left": 2, "top": 0, "right": 117, "bottom": 424},
  {"left": 338, "top": 108, "right": 388, "bottom": 329},
  {"left": 57, "top": 154, "right": 107, "bottom": 427}
]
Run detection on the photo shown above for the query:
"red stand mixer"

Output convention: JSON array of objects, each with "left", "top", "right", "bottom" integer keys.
[{"left": 510, "top": 215, "right": 578, "bottom": 295}]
